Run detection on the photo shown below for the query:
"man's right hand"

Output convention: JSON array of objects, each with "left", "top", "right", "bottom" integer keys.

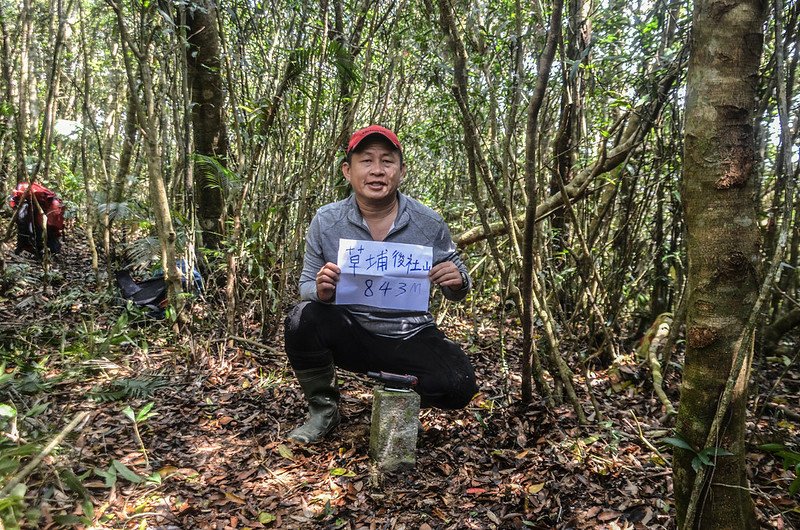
[{"left": 316, "top": 262, "right": 341, "bottom": 302}]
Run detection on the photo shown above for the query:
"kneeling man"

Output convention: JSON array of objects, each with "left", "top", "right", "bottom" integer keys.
[{"left": 284, "top": 125, "right": 478, "bottom": 443}]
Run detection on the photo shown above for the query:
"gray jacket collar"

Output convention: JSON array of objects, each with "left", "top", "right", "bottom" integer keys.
[{"left": 345, "top": 192, "right": 410, "bottom": 238}]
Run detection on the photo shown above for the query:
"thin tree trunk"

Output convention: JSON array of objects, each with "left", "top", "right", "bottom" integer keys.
[
  {"left": 224, "top": 26, "right": 307, "bottom": 340},
  {"left": 111, "top": 93, "right": 138, "bottom": 204},
  {"left": 0, "top": 4, "right": 13, "bottom": 195},
  {"left": 651, "top": 182, "right": 669, "bottom": 317},
  {"left": 110, "top": 0, "right": 185, "bottom": 319},
  {"left": 550, "top": 0, "right": 590, "bottom": 314},
  {"left": 15, "top": 0, "right": 32, "bottom": 184},
  {"left": 521, "top": 0, "right": 562, "bottom": 405},
  {"left": 32, "top": 0, "right": 75, "bottom": 185},
  {"left": 78, "top": 0, "right": 99, "bottom": 284},
  {"left": 454, "top": 46, "right": 685, "bottom": 248}
]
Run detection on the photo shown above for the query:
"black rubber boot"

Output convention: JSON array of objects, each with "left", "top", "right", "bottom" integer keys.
[{"left": 287, "top": 364, "right": 341, "bottom": 444}]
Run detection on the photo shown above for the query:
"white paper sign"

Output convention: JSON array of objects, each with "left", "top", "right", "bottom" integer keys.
[{"left": 335, "top": 239, "right": 433, "bottom": 311}]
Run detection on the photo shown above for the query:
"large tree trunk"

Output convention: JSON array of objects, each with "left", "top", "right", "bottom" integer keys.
[
  {"left": 673, "top": 0, "right": 766, "bottom": 528},
  {"left": 186, "top": 0, "right": 228, "bottom": 249}
]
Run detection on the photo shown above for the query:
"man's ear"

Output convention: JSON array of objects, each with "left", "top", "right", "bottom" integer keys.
[{"left": 342, "top": 161, "right": 352, "bottom": 183}]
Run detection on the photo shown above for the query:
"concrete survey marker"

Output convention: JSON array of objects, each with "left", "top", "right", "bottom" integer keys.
[{"left": 368, "top": 387, "right": 421, "bottom": 471}]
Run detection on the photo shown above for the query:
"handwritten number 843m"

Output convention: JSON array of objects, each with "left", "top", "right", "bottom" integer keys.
[{"left": 363, "top": 279, "right": 421, "bottom": 297}]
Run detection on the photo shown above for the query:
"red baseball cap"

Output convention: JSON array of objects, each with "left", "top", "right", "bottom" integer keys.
[{"left": 346, "top": 125, "right": 402, "bottom": 153}]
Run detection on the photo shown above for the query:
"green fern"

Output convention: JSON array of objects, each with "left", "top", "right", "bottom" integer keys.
[
  {"left": 92, "top": 191, "right": 149, "bottom": 224},
  {"left": 119, "top": 236, "right": 162, "bottom": 272},
  {"left": 88, "top": 374, "right": 169, "bottom": 402},
  {"left": 0, "top": 264, "right": 40, "bottom": 297}
]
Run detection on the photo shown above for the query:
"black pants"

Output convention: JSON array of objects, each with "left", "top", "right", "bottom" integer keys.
[
  {"left": 284, "top": 301, "right": 478, "bottom": 409},
  {"left": 15, "top": 203, "right": 60, "bottom": 255}
]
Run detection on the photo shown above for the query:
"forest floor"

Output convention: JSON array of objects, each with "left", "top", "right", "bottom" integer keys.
[{"left": 0, "top": 230, "right": 799, "bottom": 530}]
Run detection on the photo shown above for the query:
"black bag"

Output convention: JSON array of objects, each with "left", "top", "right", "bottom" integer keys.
[{"left": 115, "top": 270, "right": 168, "bottom": 317}]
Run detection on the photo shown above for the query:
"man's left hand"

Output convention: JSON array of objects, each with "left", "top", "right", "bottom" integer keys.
[{"left": 429, "top": 261, "right": 464, "bottom": 289}]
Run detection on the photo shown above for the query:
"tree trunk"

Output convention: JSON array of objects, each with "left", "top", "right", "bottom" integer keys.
[
  {"left": 186, "top": 0, "right": 228, "bottom": 249},
  {"left": 453, "top": 48, "right": 684, "bottom": 249},
  {"left": 111, "top": 0, "right": 184, "bottom": 318},
  {"left": 673, "top": 0, "right": 766, "bottom": 528},
  {"left": 33, "top": 0, "right": 74, "bottom": 185},
  {"left": 550, "top": 0, "right": 590, "bottom": 314},
  {"left": 0, "top": 5, "right": 13, "bottom": 196},
  {"left": 15, "top": 0, "right": 32, "bottom": 184},
  {"left": 761, "top": 308, "right": 800, "bottom": 353},
  {"left": 651, "top": 182, "right": 669, "bottom": 318},
  {"left": 111, "top": 91, "right": 138, "bottom": 205},
  {"left": 522, "top": 0, "right": 562, "bottom": 406},
  {"left": 78, "top": 0, "right": 100, "bottom": 284}
]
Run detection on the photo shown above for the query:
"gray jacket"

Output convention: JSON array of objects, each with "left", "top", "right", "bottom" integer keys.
[{"left": 300, "top": 192, "right": 470, "bottom": 337}]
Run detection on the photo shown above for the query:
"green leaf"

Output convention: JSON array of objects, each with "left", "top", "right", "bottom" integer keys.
[
  {"left": 582, "top": 434, "right": 601, "bottom": 445},
  {"left": 111, "top": 460, "right": 144, "bottom": 484},
  {"left": 277, "top": 444, "right": 294, "bottom": 461},
  {"left": 259, "top": 512, "right": 277, "bottom": 524},
  {"left": 122, "top": 406, "right": 135, "bottom": 422},
  {"left": 1, "top": 444, "right": 41, "bottom": 460},
  {"left": 329, "top": 467, "right": 355, "bottom": 477},
  {"left": 696, "top": 451, "right": 713, "bottom": 467},
  {"left": 9, "top": 482, "right": 26, "bottom": 499},
  {"left": 82, "top": 499, "right": 95, "bottom": 520},
  {"left": 662, "top": 436, "right": 695, "bottom": 452},
  {"left": 0, "top": 456, "right": 21, "bottom": 475},
  {"left": 24, "top": 402, "right": 49, "bottom": 417},
  {"left": 95, "top": 465, "right": 117, "bottom": 488},
  {"left": 60, "top": 469, "right": 90, "bottom": 500},
  {"left": 789, "top": 475, "right": 800, "bottom": 497},
  {"left": 698, "top": 446, "right": 734, "bottom": 459},
  {"left": 758, "top": 443, "right": 787, "bottom": 453},
  {"left": 116, "top": 311, "right": 129, "bottom": 330},
  {"left": 53, "top": 514, "right": 90, "bottom": 525},
  {"left": 689, "top": 446, "right": 732, "bottom": 472},
  {"left": 777, "top": 450, "right": 800, "bottom": 467},
  {"left": 136, "top": 402, "right": 156, "bottom": 422},
  {"left": 0, "top": 403, "right": 17, "bottom": 419}
]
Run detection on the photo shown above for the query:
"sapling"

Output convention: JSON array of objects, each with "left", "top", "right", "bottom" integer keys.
[{"left": 122, "top": 402, "right": 157, "bottom": 468}]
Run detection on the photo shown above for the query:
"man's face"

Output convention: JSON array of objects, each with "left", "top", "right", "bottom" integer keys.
[{"left": 342, "top": 138, "right": 406, "bottom": 206}]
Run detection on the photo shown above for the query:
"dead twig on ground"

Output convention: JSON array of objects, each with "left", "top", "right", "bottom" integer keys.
[{"left": 0, "top": 410, "right": 90, "bottom": 497}]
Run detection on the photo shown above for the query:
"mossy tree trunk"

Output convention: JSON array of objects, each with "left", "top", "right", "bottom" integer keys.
[
  {"left": 187, "top": 0, "right": 228, "bottom": 250},
  {"left": 673, "top": 0, "right": 766, "bottom": 528}
]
